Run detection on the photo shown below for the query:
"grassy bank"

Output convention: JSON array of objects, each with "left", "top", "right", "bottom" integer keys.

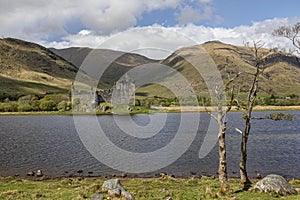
[
  {"left": 152, "top": 105, "right": 300, "bottom": 112},
  {"left": 0, "top": 176, "right": 299, "bottom": 199},
  {"left": 1, "top": 105, "right": 300, "bottom": 116}
]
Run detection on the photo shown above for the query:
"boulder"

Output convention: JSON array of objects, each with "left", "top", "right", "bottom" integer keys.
[
  {"left": 27, "top": 171, "right": 35, "bottom": 176},
  {"left": 251, "top": 174, "right": 297, "bottom": 195},
  {"left": 108, "top": 188, "right": 121, "bottom": 197},
  {"left": 36, "top": 170, "right": 43, "bottom": 177},
  {"left": 102, "top": 179, "right": 134, "bottom": 200},
  {"left": 91, "top": 192, "right": 103, "bottom": 200}
]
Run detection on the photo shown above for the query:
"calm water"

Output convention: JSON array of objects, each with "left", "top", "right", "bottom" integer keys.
[{"left": 0, "top": 111, "right": 299, "bottom": 178}]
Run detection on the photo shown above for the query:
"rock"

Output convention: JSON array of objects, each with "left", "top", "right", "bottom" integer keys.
[
  {"left": 256, "top": 173, "right": 262, "bottom": 179},
  {"left": 122, "top": 190, "right": 134, "bottom": 200},
  {"left": 166, "top": 197, "right": 173, "bottom": 200},
  {"left": 251, "top": 174, "right": 297, "bottom": 195},
  {"left": 36, "top": 170, "right": 43, "bottom": 177},
  {"left": 102, "top": 179, "right": 134, "bottom": 200},
  {"left": 27, "top": 171, "right": 35, "bottom": 176},
  {"left": 91, "top": 192, "right": 103, "bottom": 200},
  {"left": 108, "top": 188, "right": 121, "bottom": 197},
  {"left": 102, "top": 179, "right": 120, "bottom": 190}
]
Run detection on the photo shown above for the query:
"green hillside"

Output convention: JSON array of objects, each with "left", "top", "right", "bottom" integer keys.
[
  {"left": 0, "top": 38, "right": 299, "bottom": 106},
  {"left": 0, "top": 38, "right": 77, "bottom": 100}
]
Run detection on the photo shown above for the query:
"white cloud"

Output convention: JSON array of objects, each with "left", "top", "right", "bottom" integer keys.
[
  {"left": 0, "top": 0, "right": 219, "bottom": 41},
  {"left": 0, "top": 0, "right": 198, "bottom": 40},
  {"left": 1, "top": 1, "right": 298, "bottom": 59},
  {"left": 177, "top": 6, "right": 202, "bottom": 25},
  {"left": 176, "top": 0, "right": 215, "bottom": 25},
  {"left": 44, "top": 17, "right": 300, "bottom": 59}
]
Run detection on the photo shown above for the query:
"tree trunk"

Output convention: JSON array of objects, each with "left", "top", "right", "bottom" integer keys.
[
  {"left": 239, "top": 118, "right": 252, "bottom": 190},
  {"left": 218, "top": 121, "right": 229, "bottom": 192}
]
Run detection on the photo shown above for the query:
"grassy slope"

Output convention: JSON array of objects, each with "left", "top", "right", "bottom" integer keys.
[
  {"left": 0, "top": 177, "right": 299, "bottom": 200},
  {"left": 0, "top": 38, "right": 77, "bottom": 98},
  {"left": 0, "top": 75, "right": 68, "bottom": 99},
  {"left": 1, "top": 38, "right": 300, "bottom": 101},
  {"left": 140, "top": 41, "right": 300, "bottom": 99},
  {"left": 51, "top": 47, "right": 159, "bottom": 88}
]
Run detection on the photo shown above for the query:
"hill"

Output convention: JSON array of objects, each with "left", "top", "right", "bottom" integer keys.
[
  {"left": 150, "top": 41, "right": 300, "bottom": 101},
  {"left": 0, "top": 38, "right": 77, "bottom": 100},
  {"left": 50, "top": 47, "right": 158, "bottom": 86},
  {"left": 1, "top": 38, "right": 299, "bottom": 105}
]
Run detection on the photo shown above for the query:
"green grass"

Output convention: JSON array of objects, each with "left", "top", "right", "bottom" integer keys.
[
  {"left": 0, "top": 176, "right": 299, "bottom": 200},
  {"left": 0, "top": 75, "right": 68, "bottom": 100}
]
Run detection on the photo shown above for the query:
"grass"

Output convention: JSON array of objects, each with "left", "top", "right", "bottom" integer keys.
[
  {"left": 0, "top": 176, "right": 299, "bottom": 200},
  {"left": 1, "top": 105, "right": 300, "bottom": 116}
]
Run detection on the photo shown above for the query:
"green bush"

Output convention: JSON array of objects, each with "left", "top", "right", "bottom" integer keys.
[
  {"left": 30, "top": 100, "right": 40, "bottom": 111},
  {"left": 135, "top": 99, "right": 141, "bottom": 106},
  {"left": 268, "top": 112, "right": 295, "bottom": 121},
  {"left": 39, "top": 100, "right": 57, "bottom": 111},
  {"left": 57, "top": 101, "right": 72, "bottom": 112},
  {"left": 0, "top": 103, "right": 4, "bottom": 112},
  {"left": 43, "top": 94, "right": 68, "bottom": 104},
  {"left": 18, "top": 95, "right": 38, "bottom": 105},
  {"left": 18, "top": 104, "right": 33, "bottom": 112},
  {"left": 0, "top": 102, "right": 18, "bottom": 112}
]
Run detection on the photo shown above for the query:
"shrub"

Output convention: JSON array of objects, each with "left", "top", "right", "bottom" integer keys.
[
  {"left": 57, "top": 101, "right": 72, "bottom": 112},
  {"left": 268, "top": 112, "right": 295, "bottom": 121},
  {"left": 0, "top": 103, "right": 4, "bottom": 112},
  {"left": 39, "top": 100, "right": 57, "bottom": 111},
  {"left": 0, "top": 102, "right": 18, "bottom": 112},
  {"left": 18, "top": 104, "right": 33, "bottom": 112},
  {"left": 43, "top": 94, "right": 68, "bottom": 104},
  {"left": 18, "top": 95, "right": 38, "bottom": 105}
]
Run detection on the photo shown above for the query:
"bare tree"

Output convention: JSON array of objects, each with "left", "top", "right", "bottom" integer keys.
[
  {"left": 273, "top": 22, "right": 300, "bottom": 54},
  {"left": 235, "top": 41, "right": 267, "bottom": 190},
  {"left": 206, "top": 70, "right": 240, "bottom": 193}
]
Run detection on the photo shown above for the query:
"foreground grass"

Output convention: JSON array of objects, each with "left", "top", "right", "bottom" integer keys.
[{"left": 0, "top": 176, "right": 299, "bottom": 200}]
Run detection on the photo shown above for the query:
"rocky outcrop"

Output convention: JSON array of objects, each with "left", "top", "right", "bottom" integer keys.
[
  {"left": 251, "top": 174, "right": 297, "bottom": 195},
  {"left": 102, "top": 179, "right": 134, "bottom": 200}
]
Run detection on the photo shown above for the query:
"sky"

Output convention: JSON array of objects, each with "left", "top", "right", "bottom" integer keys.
[{"left": 0, "top": 0, "right": 299, "bottom": 59}]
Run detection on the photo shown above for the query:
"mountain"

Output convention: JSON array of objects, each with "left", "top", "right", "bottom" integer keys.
[
  {"left": 157, "top": 41, "right": 300, "bottom": 98},
  {"left": 50, "top": 47, "right": 158, "bottom": 86},
  {"left": 0, "top": 38, "right": 78, "bottom": 100},
  {"left": 1, "top": 38, "right": 299, "bottom": 102}
]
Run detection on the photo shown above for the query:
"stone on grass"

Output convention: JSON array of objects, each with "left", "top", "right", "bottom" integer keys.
[
  {"left": 108, "top": 188, "right": 121, "bottom": 197},
  {"left": 91, "top": 192, "right": 103, "bottom": 200},
  {"left": 102, "top": 179, "right": 134, "bottom": 200},
  {"left": 251, "top": 174, "right": 297, "bottom": 195}
]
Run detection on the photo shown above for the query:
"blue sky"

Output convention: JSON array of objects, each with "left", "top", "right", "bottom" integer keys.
[
  {"left": 0, "top": 0, "right": 299, "bottom": 58},
  {"left": 213, "top": 0, "right": 300, "bottom": 27},
  {"left": 138, "top": 0, "right": 300, "bottom": 28}
]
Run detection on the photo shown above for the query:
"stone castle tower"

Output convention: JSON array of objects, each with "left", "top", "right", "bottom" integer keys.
[{"left": 112, "top": 74, "right": 135, "bottom": 105}]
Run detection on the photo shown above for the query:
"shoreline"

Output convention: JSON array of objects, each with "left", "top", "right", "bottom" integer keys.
[
  {"left": 152, "top": 105, "right": 300, "bottom": 112},
  {"left": 0, "top": 106, "right": 299, "bottom": 116}
]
